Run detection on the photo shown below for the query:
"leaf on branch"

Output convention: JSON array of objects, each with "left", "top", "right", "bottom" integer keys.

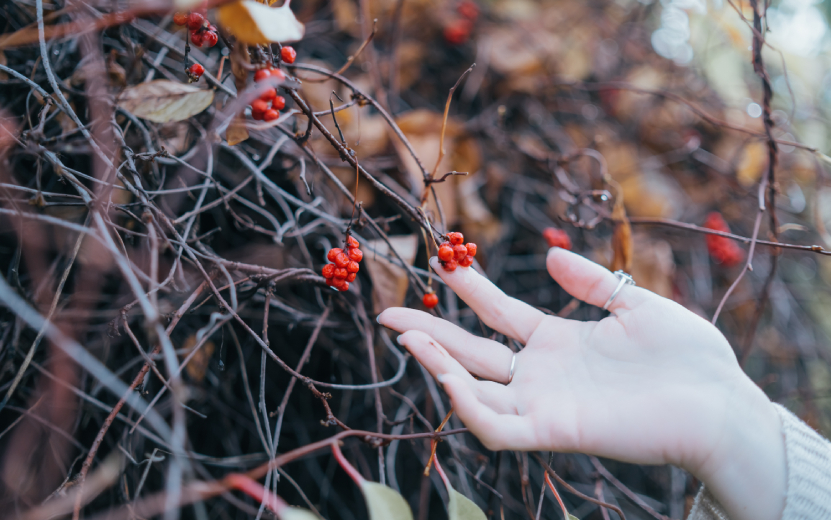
[
  {"left": 448, "top": 487, "right": 487, "bottom": 520},
  {"left": 361, "top": 481, "right": 414, "bottom": 520},
  {"left": 117, "top": 80, "right": 214, "bottom": 124},
  {"left": 217, "top": 0, "right": 305, "bottom": 45},
  {"left": 281, "top": 507, "right": 320, "bottom": 520},
  {"left": 226, "top": 113, "right": 250, "bottom": 146},
  {"left": 362, "top": 235, "right": 418, "bottom": 313}
]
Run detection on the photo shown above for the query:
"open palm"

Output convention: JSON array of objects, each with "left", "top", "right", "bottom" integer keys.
[{"left": 378, "top": 248, "right": 770, "bottom": 480}]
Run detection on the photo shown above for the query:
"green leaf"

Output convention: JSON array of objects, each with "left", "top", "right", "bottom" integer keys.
[
  {"left": 448, "top": 487, "right": 487, "bottom": 520},
  {"left": 361, "top": 481, "right": 414, "bottom": 520},
  {"left": 568, "top": 515, "right": 579, "bottom": 520},
  {"left": 280, "top": 506, "right": 320, "bottom": 520}
]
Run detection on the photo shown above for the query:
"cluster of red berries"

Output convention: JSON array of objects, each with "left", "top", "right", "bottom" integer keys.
[
  {"left": 321, "top": 236, "right": 363, "bottom": 292},
  {"left": 543, "top": 227, "right": 572, "bottom": 250},
  {"left": 174, "top": 11, "right": 219, "bottom": 48},
  {"left": 248, "top": 47, "right": 294, "bottom": 122},
  {"left": 437, "top": 232, "right": 477, "bottom": 271},
  {"left": 444, "top": 1, "right": 479, "bottom": 45},
  {"left": 704, "top": 212, "right": 744, "bottom": 267}
]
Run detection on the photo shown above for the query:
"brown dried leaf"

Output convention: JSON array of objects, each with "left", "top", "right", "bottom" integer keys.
[
  {"left": 182, "top": 335, "right": 215, "bottom": 383},
  {"left": 217, "top": 0, "right": 304, "bottom": 45},
  {"left": 363, "top": 235, "right": 418, "bottom": 313},
  {"left": 611, "top": 197, "right": 632, "bottom": 272},
  {"left": 117, "top": 80, "right": 214, "bottom": 124},
  {"left": 226, "top": 113, "right": 249, "bottom": 146}
]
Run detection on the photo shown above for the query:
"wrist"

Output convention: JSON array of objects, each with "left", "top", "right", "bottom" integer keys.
[{"left": 689, "top": 377, "right": 786, "bottom": 520}]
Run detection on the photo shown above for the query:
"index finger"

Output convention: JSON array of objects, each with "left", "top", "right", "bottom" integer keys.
[{"left": 429, "top": 257, "right": 545, "bottom": 343}]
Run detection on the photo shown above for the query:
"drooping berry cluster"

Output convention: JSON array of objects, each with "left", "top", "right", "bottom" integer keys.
[
  {"left": 423, "top": 292, "right": 439, "bottom": 309},
  {"left": 443, "top": 1, "right": 479, "bottom": 45},
  {"left": 174, "top": 11, "right": 219, "bottom": 48},
  {"left": 543, "top": 227, "right": 572, "bottom": 250},
  {"left": 322, "top": 236, "right": 363, "bottom": 292},
  {"left": 437, "top": 232, "right": 477, "bottom": 272},
  {"left": 250, "top": 67, "right": 287, "bottom": 122},
  {"left": 704, "top": 212, "right": 744, "bottom": 266}
]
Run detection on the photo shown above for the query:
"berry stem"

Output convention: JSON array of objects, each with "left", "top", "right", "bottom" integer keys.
[{"left": 331, "top": 441, "right": 365, "bottom": 486}]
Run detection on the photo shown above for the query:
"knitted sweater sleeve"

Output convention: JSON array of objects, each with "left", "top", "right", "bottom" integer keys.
[{"left": 687, "top": 403, "right": 831, "bottom": 520}]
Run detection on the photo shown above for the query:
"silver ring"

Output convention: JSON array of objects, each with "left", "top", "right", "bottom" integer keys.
[
  {"left": 602, "top": 270, "right": 635, "bottom": 311},
  {"left": 507, "top": 353, "right": 516, "bottom": 384}
]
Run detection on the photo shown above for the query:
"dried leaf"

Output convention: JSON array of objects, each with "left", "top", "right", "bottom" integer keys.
[
  {"left": 362, "top": 235, "right": 418, "bottom": 313},
  {"left": 182, "top": 335, "right": 215, "bottom": 383},
  {"left": 361, "top": 481, "right": 413, "bottom": 520},
  {"left": 117, "top": 80, "right": 214, "bottom": 124},
  {"left": 280, "top": 507, "right": 320, "bottom": 520},
  {"left": 226, "top": 113, "right": 250, "bottom": 146},
  {"left": 217, "top": 0, "right": 304, "bottom": 45},
  {"left": 611, "top": 197, "right": 632, "bottom": 273},
  {"left": 448, "top": 487, "right": 487, "bottom": 520}
]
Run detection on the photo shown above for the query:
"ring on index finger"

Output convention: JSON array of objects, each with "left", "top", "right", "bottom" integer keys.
[{"left": 602, "top": 270, "right": 635, "bottom": 311}]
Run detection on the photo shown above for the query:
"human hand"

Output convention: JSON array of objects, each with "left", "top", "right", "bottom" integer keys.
[{"left": 378, "top": 248, "right": 785, "bottom": 520}]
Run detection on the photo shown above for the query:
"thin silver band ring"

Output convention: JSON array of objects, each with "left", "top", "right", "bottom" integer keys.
[
  {"left": 507, "top": 353, "right": 516, "bottom": 384},
  {"left": 602, "top": 270, "right": 636, "bottom": 311}
]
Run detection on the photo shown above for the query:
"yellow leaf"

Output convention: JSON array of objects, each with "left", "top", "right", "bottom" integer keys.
[
  {"left": 361, "top": 481, "right": 414, "bottom": 520},
  {"left": 448, "top": 488, "right": 487, "bottom": 520},
  {"left": 280, "top": 506, "right": 320, "bottom": 520},
  {"left": 217, "top": 0, "right": 304, "bottom": 45},
  {"left": 226, "top": 113, "right": 250, "bottom": 146},
  {"left": 117, "top": 80, "right": 214, "bottom": 124}
]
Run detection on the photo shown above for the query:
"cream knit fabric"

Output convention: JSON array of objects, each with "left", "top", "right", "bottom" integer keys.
[{"left": 687, "top": 403, "right": 831, "bottom": 520}]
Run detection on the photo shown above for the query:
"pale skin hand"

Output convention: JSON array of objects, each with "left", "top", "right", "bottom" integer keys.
[{"left": 378, "top": 248, "right": 786, "bottom": 520}]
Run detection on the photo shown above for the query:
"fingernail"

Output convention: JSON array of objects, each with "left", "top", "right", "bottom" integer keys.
[
  {"left": 375, "top": 314, "right": 381, "bottom": 324},
  {"left": 396, "top": 334, "right": 404, "bottom": 345}
]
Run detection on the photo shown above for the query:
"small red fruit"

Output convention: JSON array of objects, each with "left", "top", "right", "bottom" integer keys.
[
  {"left": 203, "top": 30, "right": 218, "bottom": 47},
  {"left": 453, "top": 244, "right": 467, "bottom": 261},
  {"left": 346, "top": 272, "right": 357, "bottom": 282},
  {"left": 272, "top": 96, "right": 286, "bottom": 111},
  {"left": 465, "top": 243, "right": 477, "bottom": 256},
  {"left": 187, "top": 12, "right": 204, "bottom": 31},
  {"left": 259, "top": 87, "right": 277, "bottom": 101},
  {"left": 281, "top": 46, "right": 297, "bottom": 64},
  {"left": 458, "top": 255, "right": 474, "bottom": 267},
  {"left": 263, "top": 109, "right": 280, "bottom": 122},
  {"left": 444, "top": 21, "right": 471, "bottom": 45},
  {"left": 325, "top": 277, "right": 334, "bottom": 286},
  {"left": 423, "top": 293, "right": 439, "bottom": 308},
  {"left": 173, "top": 12, "right": 188, "bottom": 26},
  {"left": 251, "top": 108, "right": 265, "bottom": 121},
  {"left": 704, "top": 212, "right": 743, "bottom": 267},
  {"left": 543, "top": 228, "right": 572, "bottom": 250},
  {"left": 347, "top": 261, "right": 360, "bottom": 273},
  {"left": 190, "top": 30, "right": 205, "bottom": 47},
  {"left": 322, "top": 264, "right": 335, "bottom": 278},
  {"left": 438, "top": 244, "right": 454, "bottom": 262},
  {"left": 347, "top": 236, "right": 360, "bottom": 248},
  {"left": 348, "top": 248, "right": 363, "bottom": 262},
  {"left": 270, "top": 68, "right": 286, "bottom": 80},
  {"left": 254, "top": 69, "right": 272, "bottom": 82},
  {"left": 327, "top": 248, "right": 343, "bottom": 262},
  {"left": 443, "top": 259, "right": 458, "bottom": 272},
  {"left": 457, "top": 0, "right": 479, "bottom": 20},
  {"left": 334, "top": 267, "right": 348, "bottom": 279},
  {"left": 448, "top": 232, "right": 464, "bottom": 245},
  {"left": 188, "top": 63, "right": 204, "bottom": 78},
  {"left": 336, "top": 281, "right": 350, "bottom": 292},
  {"left": 335, "top": 252, "right": 350, "bottom": 268},
  {"left": 251, "top": 99, "right": 269, "bottom": 114}
]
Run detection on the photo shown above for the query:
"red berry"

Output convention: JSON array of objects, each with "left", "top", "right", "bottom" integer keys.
[
  {"left": 465, "top": 243, "right": 477, "bottom": 256},
  {"left": 704, "top": 212, "right": 743, "bottom": 266},
  {"left": 325, "top": 277, "right": 334, "bottom": 286},
  {"left": 448, "top": 232, "right": 464, "bottom": 245},
  {"left": 458, "top": 255, "right": 474, "bottom": 267},
  {"left": 452, "top": 244, "right": 467, "bottom": 261},
  {"left": 348, "top": 248, "right": 363, "bottom": 262},
  {"left": 346, "top": 272, "right": 357, "bottom": 282},
  {"left": 270, "top": 68, "right": 286, "bottom": 80},
  {"left": 442, "top": 259, "right": 458, "bottom": 272},
  {"left": 259, "top": 87, "right": 277, "bottom": 101},
  {"left": 347, "top": 261, "right": 360, "bottom": 273},
  {"left": 272, "top": 96, "right": 286, "bottom": 111},
  {"left": 251, "top": 99, "right": 269, "bottom": 114},
  {"left": 336, "top": 281, "right": 350, "bottom": 292},
  {"left": 173, "top": 12, "right": 188, "bottom": 26},
  {"left": 203, "top": 30, "right": 218, "bottom": 47},
  {"left": 334, "top": 267, "right": 348, "bottom": 279},
  {"left": 335, "top": 252, "right": 350, "bottom": 268},
  {"left": 263, "top": 109, "right": 280, "bottom": 122},
  {"left": 347, "top": 236, "right": 360, "bottom": 248},
  {"left": 322, "top": 264, "right": 335, "bottom": 278},
  {"left": 251, "top": 108, "right": 265, "bottom": 121},
  {"left": 444, "top": 21, "right": 471, "bottom": 45},
  {"left": 327, "top": 248, "right": 343, "bottom": 262},
  {"left": 254, "top": 69, "right": 271, "bottom": 82},
  {"left": 438, "top": 244, "right": 454, "bottom": 262},
  {"left": 281, "top": 46, "right": 297, "bottom": 64},
  {"left": 423, "top": 293, "right": 439, "bottom": 308},
  {"left": 190, "top": 30, "right": 205, "bottom": 47},
  {"left": 188, "top": 64, "right": 204, "bottom": 78},
  {"left": 187, "top": 12, "right": 204, "bottom": 31},
  {"left": 457, "top": 0, "right": 479, "bottom": 20},
  {"left": 542, "top": 228, "right": 572, "bottom": 250}
]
